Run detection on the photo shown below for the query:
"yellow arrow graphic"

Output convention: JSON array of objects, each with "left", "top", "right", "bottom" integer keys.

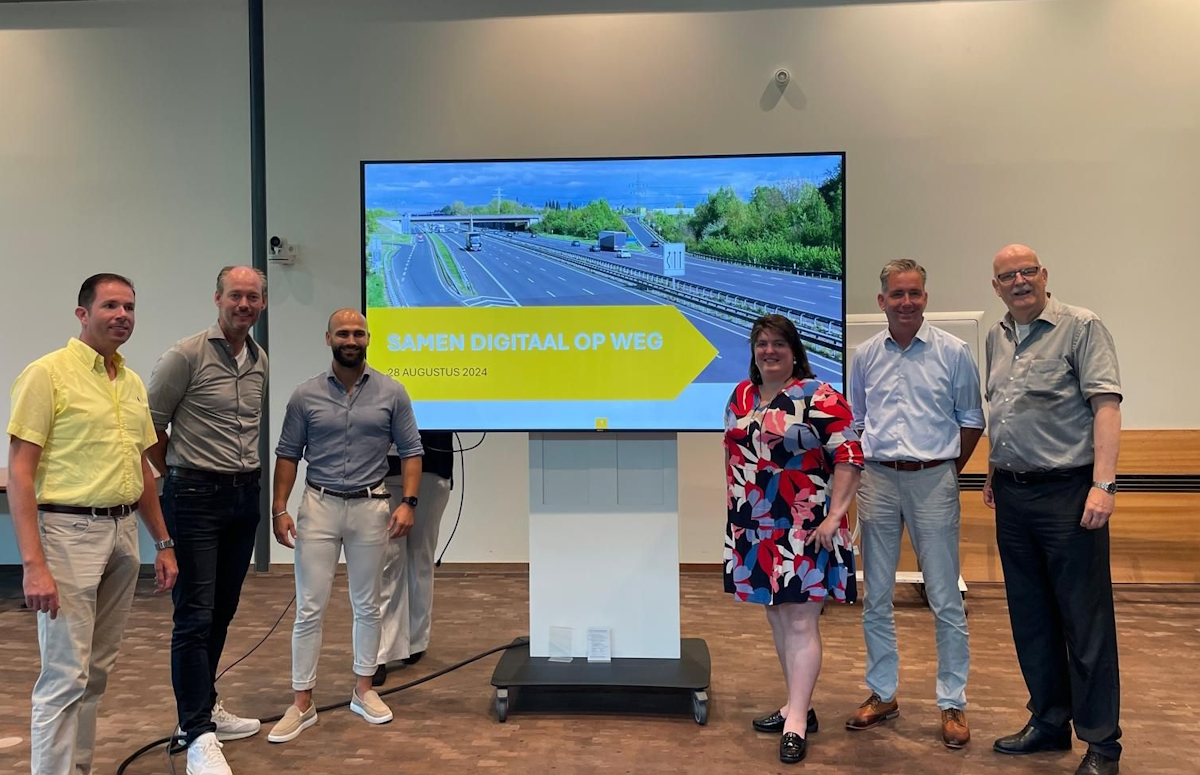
[{"left": 366, "top": 305, "right": 718, "bottom": 401}]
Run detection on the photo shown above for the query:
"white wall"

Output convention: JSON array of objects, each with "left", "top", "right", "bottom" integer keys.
[
  {"left": 263, "top": 0, "right": 1199, "bottom": 563},
  {"left": 0, "top": 0, "right": 250, "bottom": 562},
  {"left": 3, "top": 0, "right": 1197, "bottom": 565}
]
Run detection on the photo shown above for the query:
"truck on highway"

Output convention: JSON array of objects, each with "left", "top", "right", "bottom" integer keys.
[
  {"left": 466, "top": 232, "right": 483, "bottom": 251},
  {"left": 597, "top": 230, "right": 627, "bottom": 252}
]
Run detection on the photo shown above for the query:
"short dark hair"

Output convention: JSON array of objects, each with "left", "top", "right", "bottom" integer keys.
[
  {"left": 748, "top": 314, "right": 815, "bottom": 385},
  {"left": 78, "top": 273, "right": 135, "bottom": 310}
]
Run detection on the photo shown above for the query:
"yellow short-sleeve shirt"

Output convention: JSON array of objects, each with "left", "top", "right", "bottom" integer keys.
[{"left": 8, "top": 338, "right": 157, "bottom": 507}]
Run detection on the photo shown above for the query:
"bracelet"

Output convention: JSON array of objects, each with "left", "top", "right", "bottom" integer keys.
[{"left": 272, "top": 509, "right": 289, "bottom": 518}]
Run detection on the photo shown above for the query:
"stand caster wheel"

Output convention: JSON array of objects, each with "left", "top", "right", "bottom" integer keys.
[
  {"left": 495, "top": 688, "right": 508, "bottom": 722},
  {"left": 692, "top": 690, "right": 708, "bottom": 725}
]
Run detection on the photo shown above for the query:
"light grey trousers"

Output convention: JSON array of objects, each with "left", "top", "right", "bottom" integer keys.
[
  {"left": 291, "top": 485, "right": 390, "bottom": 689},
  {"left": 858, "top": 462, "right": 969, "bottom": 710}
]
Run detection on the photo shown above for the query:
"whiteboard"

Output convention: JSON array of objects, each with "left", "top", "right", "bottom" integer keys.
[{"left": 846, "top": 311, "right": 987, "bottom": 387}]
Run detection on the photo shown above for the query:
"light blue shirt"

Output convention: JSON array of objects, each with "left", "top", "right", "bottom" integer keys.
[
  {"left": 276, "top": 366, "right": 423, "bottom": 490},
  {"left": 849, "top": 320, "right": 985, "bottom": 462}
]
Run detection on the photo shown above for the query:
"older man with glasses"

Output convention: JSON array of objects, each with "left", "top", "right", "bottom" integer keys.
[{"left": 984, "top": 244, "right": 1123, "bottom": 775}]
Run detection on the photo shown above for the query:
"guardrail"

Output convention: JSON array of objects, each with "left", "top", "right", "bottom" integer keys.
[
  {"left": 500, "top": 237, "right": 843, "bottom": 353},
  {"left": 686, "top": 251, "right": 843, "bottom": 281},
  {"left": 629, "top": 218, "right": 843, "bottom": 281}
]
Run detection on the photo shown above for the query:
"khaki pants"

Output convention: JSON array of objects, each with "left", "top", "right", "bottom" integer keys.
[
  {"left": 378, "top": 473, "right": 452, "bottom": 663},
  {"left": 31, "top": 511, "right": 140, "bottom": 775}
]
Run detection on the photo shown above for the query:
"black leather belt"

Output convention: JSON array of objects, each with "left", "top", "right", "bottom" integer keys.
[
  {"left": 993, "top": 465, "right": 1091, "bottom": 484},
  {"left": 39, "top": 503, "right": 137, "bottom": 517},
  {"left": 876, "top": 459, "right": 951, "bottom": 472},
  {"left": 305, "top": 480, "right": 389, "bottom": 500},
  {"left": 169, "top": 467, "right": 261, "bottom": 486}
]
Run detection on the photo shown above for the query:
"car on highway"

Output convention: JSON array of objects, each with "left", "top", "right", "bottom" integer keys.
[
  {"left": 618, "top": 250, "right": 632, "bottom": 258},
  {"left": 417, "top": 234, "right": 425, "bottom": 242},
  {"left": 650, "top": 240, "right": 661, "bottom": 247},
  {"left": 529, "top": 233, "right": 538, "bottom": 238},
  {"left": 589, "top": 245, "right": 600, "bottom": 252},
  {"left": 571, "top": 240, "right": 581, "bottom": 247}
]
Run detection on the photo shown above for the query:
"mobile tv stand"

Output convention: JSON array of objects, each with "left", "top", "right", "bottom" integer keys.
[{"left": 490, "top": 636, "right": 711, "bottom": 724}]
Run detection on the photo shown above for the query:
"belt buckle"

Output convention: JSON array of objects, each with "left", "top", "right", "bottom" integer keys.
[{"left": 1011, "top": 470, "right": 1031, "bottom": 484}]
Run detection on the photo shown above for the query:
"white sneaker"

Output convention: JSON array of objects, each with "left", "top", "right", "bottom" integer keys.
[
  {"left": 186, "top": 732, "right": 232, "bottom": 775},
  {"left": 211, "top": 700, "right": 261, "bottom": 741}
]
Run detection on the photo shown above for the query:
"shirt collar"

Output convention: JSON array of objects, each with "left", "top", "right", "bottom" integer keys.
[
  {"left": 67, "top": 337, "right": 124, "bottom": 374},
  {"left": 885, "top": 319, "right": 931, "bottom": 349},
  {"left": 325, "top": 366, "right": 370, "bottom": 392},
  {"left": 1002, "top": 293, "right": 1060, "bottom": 333},
  {"left": 207, "top": 323, "right": 260, "bottom": 359}
]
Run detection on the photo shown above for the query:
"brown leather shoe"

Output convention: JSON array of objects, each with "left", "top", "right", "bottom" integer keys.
[
  {"left": 941, "top": 708, "right": 970, "bottom": 749},
  {"left": 845, "top": 693, "right": 900, "bottom": 730}
]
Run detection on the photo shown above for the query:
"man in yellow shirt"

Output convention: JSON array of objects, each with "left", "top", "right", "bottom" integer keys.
[{"left": 7, "top": 273, "right": 179, "bottom": 775}]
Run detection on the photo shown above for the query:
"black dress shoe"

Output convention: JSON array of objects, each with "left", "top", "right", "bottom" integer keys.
[
  {"left": 1075, "top": 751, "right": 1119, "bottom": 775},
  {"left": 779, "top": 732, "right": 806, "bottom": 764},
  {"left": 993, "top": 724, "right": 1073, "bottom": 755},
  {"left": 371, "top": 663, "right": 387, "bottom": 687},
  {"left": 751, "top": 709, "right": 819, "bottom": 734},
  {"left": 402, "top": 650, "right": 425, "bottom": 666}
]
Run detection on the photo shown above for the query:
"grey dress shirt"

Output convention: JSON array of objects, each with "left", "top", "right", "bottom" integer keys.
[
  {"left": 276, "top": 366, "right": 423, "bottom": 490},
  {"left": 148, "top": 324, "right": 267, "bottom": 473},
  {"left": 985, "top": 295, "right": 1122, "bottom": 472}
]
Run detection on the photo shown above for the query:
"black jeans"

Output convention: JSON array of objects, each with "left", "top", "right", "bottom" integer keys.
[
  {"left": 994, "top": 469, "right": 1122, "bottom": 760},
  {"left": 162, "top": 475, "right": 261, "bottom": 743}
]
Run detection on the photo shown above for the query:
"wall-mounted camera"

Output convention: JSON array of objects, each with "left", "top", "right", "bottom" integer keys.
[{"left": 268, "top": 235, "right": 297, "bottom": 265}]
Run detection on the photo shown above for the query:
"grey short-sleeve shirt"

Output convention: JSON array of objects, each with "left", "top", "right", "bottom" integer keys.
[{"left": 985, "top": 295, "right": 1121, "bottom": 471}]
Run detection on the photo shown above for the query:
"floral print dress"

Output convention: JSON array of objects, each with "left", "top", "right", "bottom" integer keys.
[{"left": 723, "top": 378, "right": 864, "bottom": 605}]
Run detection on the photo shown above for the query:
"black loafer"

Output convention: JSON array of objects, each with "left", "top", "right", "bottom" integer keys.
[
  {"left": 779, "top": 732, "right": 806, "bottom": 764},
  {"left": 371, "top": 663, "right": 387, "bottom": 687},
  {"left": 402, "top": 650, "right": 425, "bottom": 666},
  {"left": 993, "top": 724, "right": 1073, "bottom": 755},
  {"left": 752, "top": 708, "right": 818, "bottom": 734}
]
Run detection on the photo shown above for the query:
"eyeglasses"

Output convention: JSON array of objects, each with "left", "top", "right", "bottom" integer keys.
[{"left": 995, "top": 265, "right": 1042, "bottom": 285}]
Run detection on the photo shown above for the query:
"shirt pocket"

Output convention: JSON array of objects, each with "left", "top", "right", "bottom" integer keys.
[{"left": 1026, "top": 358, "right": 1069, "bottom": 398}]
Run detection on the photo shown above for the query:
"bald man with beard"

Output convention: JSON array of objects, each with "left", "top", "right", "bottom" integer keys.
[{"left": 267, "top": 309, "right": 424, "bottom": 744}]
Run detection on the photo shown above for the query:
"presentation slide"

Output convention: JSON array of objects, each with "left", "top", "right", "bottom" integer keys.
[{"left": 362, "top": 153, "right": 845, "bottom": 431}]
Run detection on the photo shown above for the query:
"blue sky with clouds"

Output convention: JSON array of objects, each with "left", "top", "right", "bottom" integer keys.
[{"left": 364, "top": 154, "right": 842, "bottom": 213}]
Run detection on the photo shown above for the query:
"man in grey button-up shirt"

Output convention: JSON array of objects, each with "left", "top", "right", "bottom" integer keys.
[
  {"left": 267, "top": 308, "right": 422, "bottom": 743},
  {"left": 983, "top": 244, "right": 1123, "bottom": 775},
  {"left": 146, "top": 266, "right": 268, "bottom": 771}
]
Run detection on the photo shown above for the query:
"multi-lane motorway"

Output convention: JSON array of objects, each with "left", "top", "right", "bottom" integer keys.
[{"left": 377, "top": 222, "right": 843, "bottom": 383}]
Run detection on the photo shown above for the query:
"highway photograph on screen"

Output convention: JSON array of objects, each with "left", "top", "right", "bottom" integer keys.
[{"left": 362, "top": 153, "right": 845, "bottom": 431}]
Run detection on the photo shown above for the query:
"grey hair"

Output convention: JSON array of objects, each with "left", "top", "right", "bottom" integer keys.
[
  {"left": 879, "top": 259, "right": 927, "bottom": 292},
  {"left": 216, "top": 265, "right": 267, "bottom": 296}
]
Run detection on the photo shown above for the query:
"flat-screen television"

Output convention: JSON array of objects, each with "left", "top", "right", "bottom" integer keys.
[{"left": 361, "top": 153, "right": 845, "bottom": 431}]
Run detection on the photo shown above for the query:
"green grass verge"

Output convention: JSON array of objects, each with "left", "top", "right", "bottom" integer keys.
[
  {"left": 429, "top": 235, "right": 473, "bottom": 295},
  {"left": 366, "top": 267, "right": 387, "bottom": 307}
]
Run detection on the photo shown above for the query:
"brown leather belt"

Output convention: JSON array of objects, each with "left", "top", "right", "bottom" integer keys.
[
  {"left": 39, "top": 503, "right": 137, "bottom": 517},
  {"left": 875, "top": 459, "right": 950, "bottom": 472}
]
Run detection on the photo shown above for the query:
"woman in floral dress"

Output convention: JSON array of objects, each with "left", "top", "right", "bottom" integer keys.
[{"left": 724, "top": 314, "right": 863, "bottom": 764}]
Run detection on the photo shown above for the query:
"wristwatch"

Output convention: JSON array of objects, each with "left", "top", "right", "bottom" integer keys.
[
  {"left": 400, "top": 496, "right": 419, "bottom": 508},
  {"left": 154, "top": 538, "right": 176, "bottom": 551},
  {"left": 1091, "top": 481, "right": 1118, "bottom": 495}
]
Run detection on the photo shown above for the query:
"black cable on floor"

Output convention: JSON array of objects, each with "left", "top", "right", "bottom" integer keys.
[
  {"left": 120, "top": 433, "right": 488, "bottom": 774},
  {"left": 118, "top": 637, "right": 524, "bottom": 775}
]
